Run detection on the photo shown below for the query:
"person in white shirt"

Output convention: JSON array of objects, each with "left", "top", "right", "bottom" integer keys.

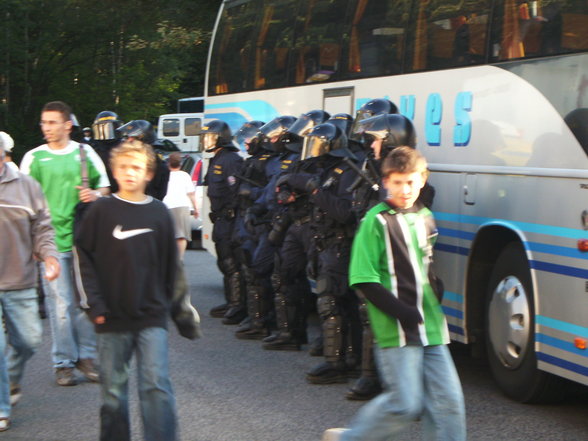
[{"left": 163, "top": 152, "right": 199, "bottom": 259}]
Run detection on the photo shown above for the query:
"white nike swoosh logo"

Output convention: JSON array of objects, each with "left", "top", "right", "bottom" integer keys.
[
  {"left": 112, "top": 225, "right": 153, "bottom": 240},
  {"left": 41, "top": 157, "right": 53, "bottom": 162}
]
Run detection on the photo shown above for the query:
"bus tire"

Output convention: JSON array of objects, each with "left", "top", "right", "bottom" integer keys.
[{"left": 485, "top": 242, "right": 566, "bottom": 403}]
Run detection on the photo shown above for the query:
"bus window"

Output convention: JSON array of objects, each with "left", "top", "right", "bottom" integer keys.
[
  {"left": 341, "top": 0, "right": 411, "bottom": 79},
  {"left": 162, "top": 119, "right": 180, "bottom": 137},
  {"left": 406, "top": 0, "right": 492, "bottom": 72},
  {"left": 208, "top": 0, "right": 260, "bottom": 95},
  {"left": 289, "top": 0, "right": 350, "bottom": 85},
  {"left": 185, "top": 118, "right": 202, "bottom": 137},
  {"left": 254, "top": 0, "right": 299, "bottom": 90},
  {"left": 491, "top": 0, "right": 588, "bottom": 61}
]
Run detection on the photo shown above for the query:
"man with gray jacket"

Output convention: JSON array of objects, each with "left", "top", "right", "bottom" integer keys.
[{"left": 0, "top": 133, "right": 60, "bottom": 432}]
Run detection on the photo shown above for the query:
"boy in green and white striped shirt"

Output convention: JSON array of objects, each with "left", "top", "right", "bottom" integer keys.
[{"left": 324, "top": 146, "right": 466, "bottom": 441}]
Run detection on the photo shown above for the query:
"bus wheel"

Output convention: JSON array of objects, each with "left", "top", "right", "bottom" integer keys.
[{"left": 485, "top": 242, "right": 564, "bottom": 403}]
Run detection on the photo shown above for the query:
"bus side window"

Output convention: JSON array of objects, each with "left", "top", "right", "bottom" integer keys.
[{"left": 405, "top": 0, "right": 491, "bottom": 72}]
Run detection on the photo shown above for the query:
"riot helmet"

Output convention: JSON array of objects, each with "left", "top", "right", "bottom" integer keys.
[
  {"left": 235, "top": 120, "right": 265, "bottom": 154},
  {"left": 287, "top": 110, "right": 331, "bottom": 139},
  {"left": 301, "top": 122, "right": 349, "bottom": 161},
  {"left": 92, "top": 111, "right": 123, "bottom": 141},
  {"left": 200, "top": 119, "right": 235, "bottom": 152},
  {"left": 350, "top": 98, "right": 398, "bottom": 142},
  {"left": 117, "top": 120, "right": 156, "bottom": 145},
  {"left": 259, "top": 116, "right": 297, "bottom": 152},
  {"left": 356, "top": 114, "right": 416, "bottom": 160},
  {"left": 327, "top": 113, "right": 354, "bottom": 137}
]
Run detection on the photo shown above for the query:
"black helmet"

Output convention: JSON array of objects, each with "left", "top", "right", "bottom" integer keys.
[
  {"left": 301, "top": 122, "right": 349, "bottom": 160},
  {"left": 92, "top": 111, "right": 123, "bottom": 141},
  {"left": 327, "top": 113, "right": 354, "bottom": 137},
  {"left": 356, "top": 114, "right": 416, "bottom": 151},
  {"left": 287, "top": 110, "right": 331, "bottom": 139},
  {"left": 200, "top": 119, "right": 234, "bottom": 152},
  {"left": 259, "top": 116, "right": 297, "bottom": 152},
  {"left": 117, "top": 120, "right": 156, "bottom": 145},
  {"left": 350, "top": 98, "right": 398, "bottom": 142},
  {"left": 235, "top": 120, "right": 265, "bottom": 153}
]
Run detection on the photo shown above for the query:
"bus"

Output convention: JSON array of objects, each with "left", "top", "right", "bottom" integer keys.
[{"left": 203, "top": 0, "right": 588, "bottom": 403}]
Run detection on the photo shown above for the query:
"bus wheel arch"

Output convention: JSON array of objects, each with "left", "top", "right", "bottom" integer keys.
[{"left": 467, "top": 232, "right": 568, "bottom": 403}]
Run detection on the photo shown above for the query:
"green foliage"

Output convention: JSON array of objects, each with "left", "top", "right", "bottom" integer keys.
[{"left": 0, "top": 0, "right": 221, "bottom": 159}]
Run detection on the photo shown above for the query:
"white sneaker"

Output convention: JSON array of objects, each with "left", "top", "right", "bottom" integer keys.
[
  {"left": 321, "top": 428, "right": 349, "bottom": 441},
  {"left": 9, "top": 384, "right": 21, "bottom": 406},
  {"left": 0, "top": 418, "right": 9, "bottom": 432}
]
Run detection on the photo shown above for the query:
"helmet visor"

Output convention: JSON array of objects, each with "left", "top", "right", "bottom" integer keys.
[
  {"left": 235, "top": 127, "right": 259, "bottom": 148},
  {"left": 92, "top": 122, "right": 117, "bottom": 141},
  {"left": 288, "top": 116, "right": 313, "bottom": 137},
  {"left": 260, "top": 120, "right": 287, "bottom": 140},
  {"left": 301, "top": 135, "right": 330, "bottom": 160},
  {"left": 202, "top": 133, "right": 219, "bottom": 151}
]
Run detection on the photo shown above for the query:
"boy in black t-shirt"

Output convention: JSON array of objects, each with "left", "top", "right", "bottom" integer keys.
[{"left": 74, "top": 140, "right": 178, "bottom": 441}]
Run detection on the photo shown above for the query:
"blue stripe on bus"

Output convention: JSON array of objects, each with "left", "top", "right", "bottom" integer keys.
[
  {"left": 434, "top": 243, "right": 470, "bottom": 256},
  {"left": 537, "top": 352, "right": 588, "bottom": 377},
  {"left": 536, "top": 333, "right": 588, "bottom": 358},
  {"left": 537, "top": 315, "right": 588, "bottom": 337},
  {"left": 206, "top": 100, "right": 279, "bottom": 118},
  {"left": 531, "top": 260, "right": 588, "bottom": 279},
  {"left": 448, "top": 324, "right": 464, "bottom": 336},
  {"left": 433, "top": 212, "right": 587, "bottom": 240},
  {"left": 443, "top": 291, "right": 464, "bottom": 304},
  {"left": 205, "top": 112, "right": 248, "bottom": 130},
  {"left": 442, "top": 306, "right": 463, "bottom": 319},
  {"left": 437, "top": 227, "right": 475, "bottom": 240}
]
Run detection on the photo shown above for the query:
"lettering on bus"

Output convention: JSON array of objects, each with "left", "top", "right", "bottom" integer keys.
[{"left": 400, "top": 92, "right": 473, "bottom": 147}]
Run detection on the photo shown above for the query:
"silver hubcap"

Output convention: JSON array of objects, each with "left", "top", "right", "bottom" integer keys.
[{"left": 488, "top": 275, "right": 531, "bottom": 369}]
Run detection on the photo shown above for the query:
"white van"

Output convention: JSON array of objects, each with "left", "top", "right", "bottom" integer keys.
[{"left": 157, "top": 113, "right": 203, "bottom": 152}]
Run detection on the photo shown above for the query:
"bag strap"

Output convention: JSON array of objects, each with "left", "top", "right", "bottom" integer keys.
[{"left": 79, "top": 143, "right": 89, "bottom": 189}]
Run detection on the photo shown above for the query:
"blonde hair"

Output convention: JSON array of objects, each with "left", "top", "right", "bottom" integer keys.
[
  {"left": 110, "top": 140, "right": 156, "bottom": 173},
  {"left": 381, "top": 146, "right": 428, "bottom": 179}
]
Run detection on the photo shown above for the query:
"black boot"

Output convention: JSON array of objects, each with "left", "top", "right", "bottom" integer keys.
[
  {"left": 222, "top": 268, "right": 247, "bottom": 325},
  {"left": 306, "top": 361, "right": 348, "bottom": 384},
  {"left": 262, "top": 290, "right": 302, "bottom": 350},
  {"left": 346, "top": 376, "right": 382, "bottom": 400}
]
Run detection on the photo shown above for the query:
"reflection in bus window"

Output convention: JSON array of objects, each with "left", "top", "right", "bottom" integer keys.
[
  {"left": 289, "top": 0, "right": 349, "bottom": 84},
  {"left": 343, "top": 0, "right": 411, "bottom": 79},
  {"left": 255, "top": 0, "right": 299, "bottom": 90},
  {"left": 208, "top": 0, "right": 260, "bottom": 95},
  {"left": 406, "top": 0, "right": 492, "bottom": 72},
  {"left": 162, "top": 119, "right": 180, "bottom": 137},
  {"left": 492, "top": 0, "right": 588, "bottom": 61},
  {"left": 185, "top": 119, "right": 202, "bottom": 137}
]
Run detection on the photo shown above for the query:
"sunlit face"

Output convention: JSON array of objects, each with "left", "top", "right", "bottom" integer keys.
[
  {"left": 382, "top": 170, "right": 426, "bottom": 209},
  {"left": 112, "top": 152, "right": 153, "bottom": 195},
  {"left": 371, "top": 138, "right": 383, "bottom": 160},
  {"left": 40, "top": 110, "right": 72, "bottom": 145}
]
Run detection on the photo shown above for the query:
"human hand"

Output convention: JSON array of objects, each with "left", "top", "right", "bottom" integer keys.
[
  {"left": 94, "top": 316, "right": 105, "bottom": 325},
  {"left": 44, "top": 256, "right": 61, "bottom": 281},
  {"left": 76, "top": 186, "right": 101, "bottom": 203}
]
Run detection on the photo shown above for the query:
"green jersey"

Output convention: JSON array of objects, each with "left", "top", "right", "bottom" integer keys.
[
  {"left": 20, "top": 141, "right": 110, "bottom": 252},
  {"left": 349, "top": 202, "right": 449, "bottom": 348}
]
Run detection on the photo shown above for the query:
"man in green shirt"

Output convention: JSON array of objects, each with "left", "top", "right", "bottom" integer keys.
[
  {"left": 323, "top": 146, "right": 465, "bottom": 441},
  {"left": 20, "top": 101, "right": 110, "bottom": 387}
]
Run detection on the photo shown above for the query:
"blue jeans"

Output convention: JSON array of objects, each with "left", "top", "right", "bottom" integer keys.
[
  {"left": 0, "top": 288, "right": 42, "bottom": 418},
  {"left": 98, "top": 327, "right": 177, "bottom": 441},
  {"left": 341, "top": 344, "right": 466, "bottom": 441},
  {"left": 43, "top": 252, "right": 96, "bottom": 368}
]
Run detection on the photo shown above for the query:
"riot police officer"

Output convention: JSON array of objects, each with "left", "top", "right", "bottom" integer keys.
[
  {"left": 203, "top": 120, "right": 246, "bottom": 324},
  {"left": 289, "top": 122, "right": 361, "bottom": 384},
  {"left": 117, "top": 119, "right": 170, "bottom": 200},
  {"left": 237, "top": 116, "right": 301, "bottom": 338},
  {"left": 90, "top": 110, "right": 123, "bottom": 193},
  {"left": 262, "top": 110, "right": 331, "bottom": 351}
]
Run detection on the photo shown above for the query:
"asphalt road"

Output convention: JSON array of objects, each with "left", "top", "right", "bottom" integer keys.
[{"left": 4, "top": 249, "right": 588, "bottom": 441}]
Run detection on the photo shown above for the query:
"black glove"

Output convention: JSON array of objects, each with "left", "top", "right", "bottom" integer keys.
[{"left": 287, "top": 173, "right": 315, "bottom": 192}]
